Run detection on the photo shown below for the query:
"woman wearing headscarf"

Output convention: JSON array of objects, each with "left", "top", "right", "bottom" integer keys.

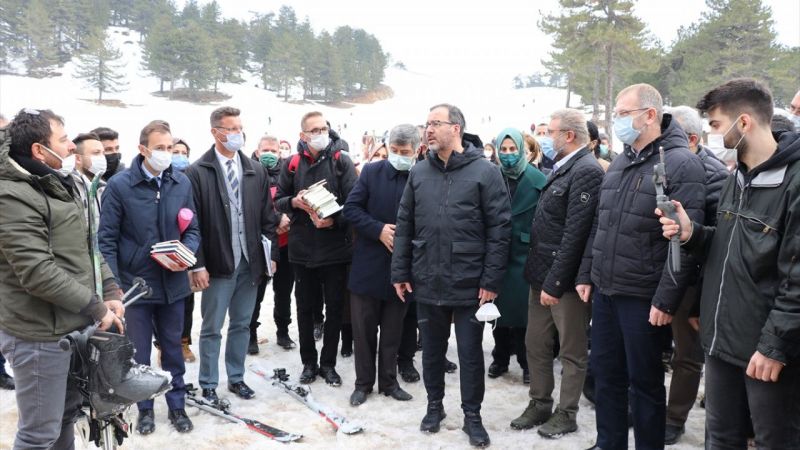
[{"left": 487, "top": 127, "right": 547, "bottom": 384}]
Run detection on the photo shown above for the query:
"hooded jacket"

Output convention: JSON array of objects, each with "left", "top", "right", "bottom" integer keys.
[
  {"left": 686, "top": 131, "right": 800, "bottom": 367},
  {"left": 391, "top": 141, "right": 512, "bottom": 306},
  {"left": 583, "top": 113, "right": 706, "bottom": 313},
  {"left": 0, "top": 130, "right": 120, "bottom": 341}
]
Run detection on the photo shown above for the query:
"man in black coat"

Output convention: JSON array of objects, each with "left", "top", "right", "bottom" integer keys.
[
  {"left": 662, "top": 105, "right": 729, "bottom": 444},
  {"left": 185, "top": 107, "right": 279, "bottom": 405},
  {"left": 580, "top": 84, "right": 706, "bottom": 450},
  {"left": 343, "top": 123, "right": 420, "bottom": 407},
  {"left": 274, "top": 111, "right": 358, "bottom": 386},
  {"left": 392, "top": 104, "right": 511, "bottom": 448}
]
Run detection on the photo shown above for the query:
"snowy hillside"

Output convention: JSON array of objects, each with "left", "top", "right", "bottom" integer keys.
[{"left": 0, "top": 27, "right": 706, "bottom": 450}]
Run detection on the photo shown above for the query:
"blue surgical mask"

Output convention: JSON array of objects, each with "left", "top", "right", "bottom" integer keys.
[
  {"left": 222, "top": 133, "right": 244, "bottom": 152},
  {"left": 599, "top": 144, "right": 609, "bottom": 157},
  {"left": 498, "top": 152, "right": 521, "bottom": 169},
  {"left": 791, "top": 115, "right": 800, "bottom": 129},
  {"left": 388, "top": 152, "right": 414, "bottom": 171},
  {"left": 172, "top": 154, "right": 189, "bottom": 172},
  {"left": 535, "top": 136, "right": 556, "bottom": 160},
  {"left": 613, "top": 112, "right": 646, "bottom": 146}
]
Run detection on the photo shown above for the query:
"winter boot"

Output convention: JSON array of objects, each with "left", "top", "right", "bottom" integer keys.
[
  {"left": 420, "top": 400, "right": 446, "bottom": 433},
  {"left": 462, "top": 411, "right": 490, "bottom": 447},
  {"left": 537, "top": 408, "right": 578, "bottom": 438},
  {"left": 510, "top": 399, "right": 552, "bottom": 430},
  {"left": 182, "top": 337, "right": 196, "bottom": 363}
]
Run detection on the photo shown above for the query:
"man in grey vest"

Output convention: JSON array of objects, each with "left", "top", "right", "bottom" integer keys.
[{"left": 185, "top": 106, "right": 279, "bottom": 405}]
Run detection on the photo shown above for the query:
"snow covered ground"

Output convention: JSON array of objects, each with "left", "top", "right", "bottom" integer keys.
[
  {"left": 0, "top": 288, "right": 707, "bottom": 449},
  {"left": 0, "top": 27, "right": 706, "bottom": 449}
]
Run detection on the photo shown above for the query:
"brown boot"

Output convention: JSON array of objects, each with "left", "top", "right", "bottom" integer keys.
[{"left": 182, "top": 337, "right": 196, "bottom": 363}]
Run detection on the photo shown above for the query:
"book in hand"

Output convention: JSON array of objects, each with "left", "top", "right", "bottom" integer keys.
[
  {"left": 150, "top": 240, "right": 197, "bottom": 270},
  {"left": 301, "top": 180, "right": 342, "bottom": 219}
]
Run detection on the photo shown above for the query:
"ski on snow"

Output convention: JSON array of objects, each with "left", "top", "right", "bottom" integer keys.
[
  {"left": 185, "top": 384, "right": 302, "bottom": 442},
  {"left": 249, "top": 363, "right": 365, "bottom": 435}
]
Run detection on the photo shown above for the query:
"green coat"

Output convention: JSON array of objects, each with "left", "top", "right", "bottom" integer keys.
[
  {"left": 495, "top": 164, "right": 546, "bottom": 327},
  {"left": 0, "top": 130, "right": 118, "bottom": 341}
]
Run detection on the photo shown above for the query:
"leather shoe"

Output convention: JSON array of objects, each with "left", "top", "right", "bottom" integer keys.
[
  {"left": 168, "top": 408, "right": 193, "bottom": 433},
  {"left": 136, "top": 409, "right": 155, "bottom": 435},
  {"left": 276, "top": 333, "right": 296, "bottom": 350},
  {"left": 349, "top": 389, "right": 370, "bottom": 406},
  {"left": 487, "top": 362, "right": 508, "bottom": 378},
  {"left": 300, "top": 364, "right": 318, "bottom": 384},
  {"left": 664, "top": 424, "right": 685, "bottom": 445},
  {"left": 228, "top": 381, "right": 255, "bottom": 400},
  {"left": 445, "top": 358, "right": 457, "bottom": 373},
  {"left": 381, "top": 387, "right": 412, "bottom": 401},
  {"left": 318, "top": 366, "right": 342, "bottom": 387},
  {"left": 398, "top": 361, "right": 420, "bottom": 383}
]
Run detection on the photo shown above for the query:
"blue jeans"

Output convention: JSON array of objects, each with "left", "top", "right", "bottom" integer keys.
[
  {"left": 125, "top": 300, "right": 186, "bottom": 410},
  {"left": 0, "top": 329, "right": 82, "bottom": 450},
  {"left": 199, "top": 257, "right": 258, "bottom": 388},
  {"left": 591, "top": 292, "right": 667, "bottom": 450}
]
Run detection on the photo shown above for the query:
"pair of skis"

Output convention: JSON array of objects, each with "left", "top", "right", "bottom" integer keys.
[
  {"left": 185, "top": 384, "right": 302, "bottom": 442},
  {"left": 249, "top": 363, "right": 365, "bottom": 435}
]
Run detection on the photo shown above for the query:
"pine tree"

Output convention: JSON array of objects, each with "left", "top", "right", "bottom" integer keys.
[
  {"left": 173, "top": 21, "right": 214, "bottom": 95},
  {"left": 142, "top": 14, "right": 181, "bottom": 93},
  {"left": 19, "top": 0, "right": 59, "bottom": 76},
  {"left": 74, "top": 36, "right": 127, "bottom": 102},
  {"left": 248, "top": 12, "right": 276, "bottom": 90}
]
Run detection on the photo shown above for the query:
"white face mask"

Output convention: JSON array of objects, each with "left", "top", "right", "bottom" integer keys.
[
  {"left": 475, "top": 302, "right": 502, "bottom": 329},
  {"left": 707, "top": 115, "right": 744, "bottom": 163},
  {"left": 42, "top": 144, "right": 76, "bottom": 176},
  {"left": 88, "top": 154, "right": 107, "bottom": 176},
  {"left": 309, "top": 133, "right": 330, "bottom": 151},
  {"left": 280, "top": 148, "right": 292, "bottom": 159},
  {"left": 147, "top": 150, "right": 172, "bottom": 173}
]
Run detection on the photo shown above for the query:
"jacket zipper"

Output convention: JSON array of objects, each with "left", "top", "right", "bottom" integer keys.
[{"left": 710, "top": 185, "right": 746, "bottom": 354}]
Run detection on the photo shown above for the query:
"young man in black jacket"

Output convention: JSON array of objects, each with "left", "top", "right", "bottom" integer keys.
[
  {"left": 660, "top": 78, "right": 800, "bottom": 449},
  {"left": 185, "top": 107, "right": 279, "bottom": 405},
  {"left": 580, "top": 84, "right": 706, "bottom": 450},
  {"left": 392, "top": 104, "right": 511, "bottom": 448},
  {"left": 274, "top": 111, "right": 357, "bottom": 386}
]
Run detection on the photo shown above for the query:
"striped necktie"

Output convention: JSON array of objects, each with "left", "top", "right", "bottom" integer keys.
[{"left": 226, "top": 159, "right": 239, "bottom": 201}]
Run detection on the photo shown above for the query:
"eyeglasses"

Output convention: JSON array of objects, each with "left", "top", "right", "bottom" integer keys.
[
  {"left": 304, "top": 127, "right": 329, "bottom": 136},
  {"left": 425, "top": 120, "right": 455, "bottom": 129},
  {"left": 612, "top": 108, "right": 649, "bottom": 120},
  {"left": 215, "top": 126, "right": 243, "bottom": 133}
]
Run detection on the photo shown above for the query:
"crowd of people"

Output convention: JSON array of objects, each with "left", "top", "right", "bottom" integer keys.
[{"left": 0, "top": 78, "right": 798, "bottom": 449}]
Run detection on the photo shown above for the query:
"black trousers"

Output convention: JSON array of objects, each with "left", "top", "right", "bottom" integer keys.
[
  {"left": 705, "top": 355, "right": 800, "bottom": 449},
  {"left": 491, "top": 326, "right": 527, "bottom": 369},
  {"left": 251, "top": 246, "right": 294, "bottom": 337},
  {"left": 418, "top": 302, "right": 484, "bottom": 413},
  {"left": 351, "top": 293, "right": 408, "bottom": 392},
  {"left": 294, "top": 263, "right": 347, "bottom": 367},
  {"left": 398, "top": 300, "right": 418, "bottom": 364}
]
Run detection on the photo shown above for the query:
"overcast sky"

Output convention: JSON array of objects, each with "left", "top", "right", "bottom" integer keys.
[{"left": 200, "top": 0, "right": 798, "bottom": 87}]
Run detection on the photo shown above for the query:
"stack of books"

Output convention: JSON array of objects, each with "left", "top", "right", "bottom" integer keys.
[
  {"left": 302, "top": 180, "right": 342, "bottom": 219},
  {"left": 150, "top": 240, "right": 197, "bottom": 269}
]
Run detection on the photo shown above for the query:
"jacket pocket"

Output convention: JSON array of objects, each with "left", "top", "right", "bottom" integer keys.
[
  {"left": 411, "top": 239, "right": 428, "bottom": 280},
  {"left": 451, "top": 240, "right": 484, "bottom": 288}
]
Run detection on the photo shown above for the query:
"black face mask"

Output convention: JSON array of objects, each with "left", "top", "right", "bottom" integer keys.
[{"left": 104, "top": 153, "right": 121, "bottom": 178}]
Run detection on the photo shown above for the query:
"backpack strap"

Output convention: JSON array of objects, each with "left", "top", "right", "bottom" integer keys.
[{"left": 288, "top": 154, "right": 301, "bottom": 173}]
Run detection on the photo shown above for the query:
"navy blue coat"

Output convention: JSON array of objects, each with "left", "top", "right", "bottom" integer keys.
[
  {"left": 344, "top": 160, "right": 409, "bottom": 302},
  {"left": 99, "top": 155, "right": 201, "bottom": 304}
]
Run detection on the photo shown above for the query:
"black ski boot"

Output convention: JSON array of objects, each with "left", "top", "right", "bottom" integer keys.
[
  {"left": 420, "top": 400, "right": 446, "bottom": 433},
  {"left": 463, "top": 411, "right": 490, "bottom": 447}
]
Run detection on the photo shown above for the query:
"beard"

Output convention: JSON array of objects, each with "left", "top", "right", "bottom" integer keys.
[
  {"left": 428, "top": 142, "right": 440, "bottom": 153},
  {"left": 726, "top": 128, "right": 748, "bottom": 158}
]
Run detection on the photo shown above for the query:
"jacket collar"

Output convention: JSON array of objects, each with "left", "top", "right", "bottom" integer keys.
[
  {"left": 128, "top": 154, "right": 179, "bottom": 187},
  {"left": 543, "top": 147, "right": 591, "bottom": 191},
  {"left": 737, "top": 165, "right": 787, "bottom": 188}
]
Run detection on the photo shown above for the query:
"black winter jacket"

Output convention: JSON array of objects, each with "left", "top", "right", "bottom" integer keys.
[
  {"left": 274, "top": 141, "right": 358, "bottom": 267},
  {"left": 524, "top": 148, "right": 604, "bottom": 297},
  {"left": 584, "top": 114, "right": 706, "bottom": 313},
  {"left": 184, "top": 147, "right": 279, "bottom": 283},
  {"left": 687, "top": 131, "right": 800, "bottom": 367},
  {"left": 696, "top": 145, "right": 730, "bottom": 226},
  {"left": 391, "top": 143, "right": 512, "bottom": 306}
]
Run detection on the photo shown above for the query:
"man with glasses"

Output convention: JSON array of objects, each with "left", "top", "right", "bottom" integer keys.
[
  {"left": 185, "top": 106, "right": 279, "bottom": 405},
  {"left": 275, "top": 111, "right": 357, "bottom": 386},
  {"left": 392, "top": 104, "right": 511, "bottom": 447},
  {"left": 789, "top": 90, "right": 800, "bottom": 129},
  {"left": 580, "top": 84, "right": 705, "bottom": 450}
]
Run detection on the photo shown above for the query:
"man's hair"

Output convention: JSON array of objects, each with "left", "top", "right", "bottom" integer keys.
[
  {"left": 91, "top": 126, "right": 118, "bottom": 141},
  {"left": 696, "top": 78, "right": 773, "bottom": 126},
  {"left": 139, "top": 120, "right": 171, "bottom": 146},
  {"left": 771, "top": 114, "right": 796, "bottom": 134},
  {"left": 586, "top": 121, "right": 599, "bottom": 143},
  {"left": 72, "top": 132, "right": 101, "bottom": 155},
  {"left": 258, "top": 134, "right": 280, "bottom": 148},
  {"left": 300, "top": 111, "right": 323, "bottom": 131},
  {"left": 210, "top": 106, "right": 241, "bottom": 128},
  {"left": 172, "top": 137, "right": 191, "bottom": 155},
  {"left": 8, "top": 108, "right": 64, "bottom": 157},
  {"left": 429, "top": 103, "right": 466, "bottom": 137},
  {"left": 617, "top": 83, "right": 664, "bottom": 122},
  {"left": 389, "top": 124, "right": 421, "bottom": 150},
  {"left": 550, "top": 108, "right": 589, "bottom": 145},
  {"left": 669, "top": 105, "right": 704, "bottom": 138}
]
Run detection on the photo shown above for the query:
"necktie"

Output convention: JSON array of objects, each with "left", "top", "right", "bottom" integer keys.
[{"left": 226, "top": 159, "right": 239, "bottom": 201}]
